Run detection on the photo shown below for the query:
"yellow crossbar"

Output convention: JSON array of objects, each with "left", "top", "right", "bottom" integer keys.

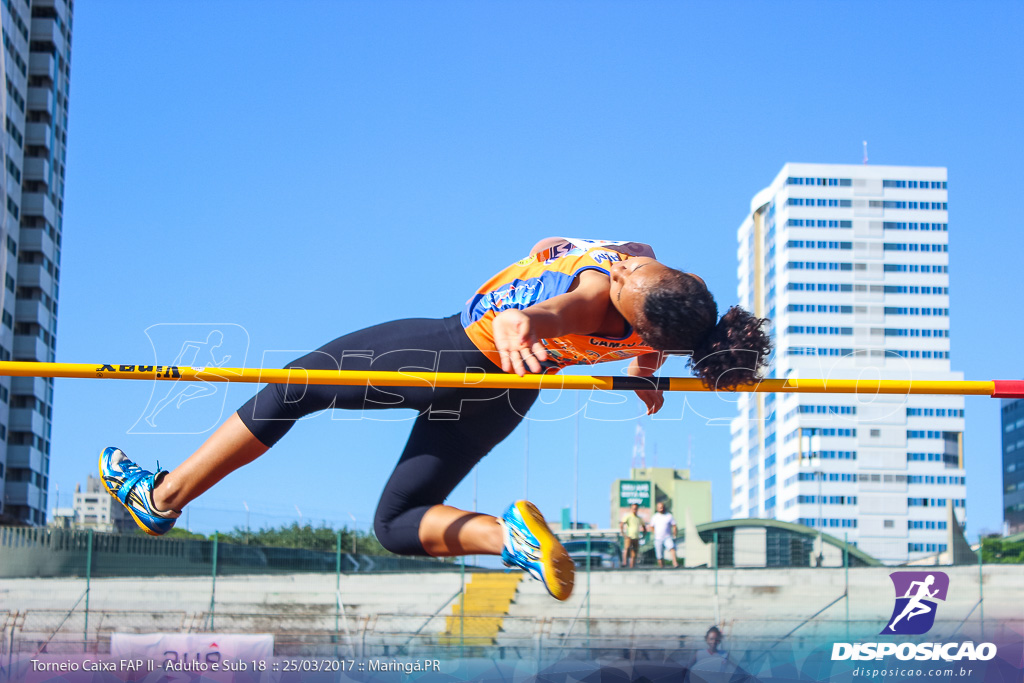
[{"left": 0, "top": 361, "right": 1019, "bottom": 398}]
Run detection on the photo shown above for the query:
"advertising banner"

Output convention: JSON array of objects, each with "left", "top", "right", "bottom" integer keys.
[{"left": 109, "top": 633, "right": 274, "bottom": 681}]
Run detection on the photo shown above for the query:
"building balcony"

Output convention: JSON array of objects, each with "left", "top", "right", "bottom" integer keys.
[
  {"left": 15, "top": 298, "right": 51, "bottom": 327},
  {"left": 852, "top": 178, "right": 883, "bottom": 196},
  {"left": 853, "top": 305, "right": 884, "bottom": 324},
  {"left": 22, "top": 157, "right": 51, "bottom": 182},
  {"left": 851, "top": 283, "right": 884, "bottom": 302},
  {"left": 5, "top": 445, "right": 44, "bottom": 470},
  {"left": 31, "top": 0, "right": 69, "bottom": 27},
  {"left": 852, "top": 219, "right": 884, "bottom": 238},
  {"left": 17, "top": 263, "right": 54, "bottom": 293},
  {"left": 30, "top": 19, "right": 64, "bottom": 52},
  {"left": 3, "top": 480, "right": 43, "bottom": 508},
  {"left": 13, "top": 333, "right": 48, "bottom": 361},
  {"left": 853, "top": 328, "right": 884, "bottom": 346},
  {"left": 853, "top": 263, "right": 883, "bottom": 281},
  {"left": 20, "top": 192, "right": 57, "bottom": 226},
  {"left": 8, "top": 407, "right": 44, "bottom": 434},
  {"left": 19, "top": 227, "right": 57, "bottom": 259},
  {"left": 852, "top": 201, "right": 883, "bottom": 219},
  {"left": 28, "top": 53, "right": 57, "bottom": 80},
  {"left": 27, "top": 87, "right": 55, "bottom": 116},
  {"left": 24, "top": 122, "right": 52, "bottom": 149},
  {"left": 853, "top": 242, "right": 883, "bottom": 260},
  {"left": 11, "top": 375, "right": 48, "bottom": 399}
]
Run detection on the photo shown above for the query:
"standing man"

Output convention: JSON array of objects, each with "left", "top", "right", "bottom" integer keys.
[
  {"left": 650, "top": 501, "right": 679, "bottom": 568},
  {"left": 620, "top": 503, "right": 646, "bottom": 568}
]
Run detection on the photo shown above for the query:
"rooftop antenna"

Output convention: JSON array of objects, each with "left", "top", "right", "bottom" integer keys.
[
  {"left": 862, "top": 140, "right": 869, "bottom": 165},
  {"left": 632, "top": 422, "right": 646, "bottom": 469}
]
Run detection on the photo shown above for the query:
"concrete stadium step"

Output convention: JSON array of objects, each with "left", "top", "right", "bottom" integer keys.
[
  {"left": 440, "top": 617, "right": 504, "bottom": 637},
  {"left": 211, "top": 591, "right": 459, "bottom": 606},
  {"left": 369, "top": 614, "right": 445, "bottom": 634},
  {"left": 0, "top": 573, "right": 465, "bottom": 613},
  {"left": 208, "top": 613, "right": 339, "bottom": 633}
]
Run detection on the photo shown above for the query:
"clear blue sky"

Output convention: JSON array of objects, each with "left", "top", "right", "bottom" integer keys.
[{"left": 50, "top": 1, "right": 1024, "bottom": 542}]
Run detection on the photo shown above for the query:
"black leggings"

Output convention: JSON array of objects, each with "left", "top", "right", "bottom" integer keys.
[{"left": 236, "top": 315, "right": 538, "bottom": 556}]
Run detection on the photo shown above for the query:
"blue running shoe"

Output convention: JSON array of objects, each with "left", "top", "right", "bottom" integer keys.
[
  {"left": 499, "top": 500, "right": 574, "bottom": 601},
  {"left": 98, "top": 447, "right": 179, "bottom": 536}
]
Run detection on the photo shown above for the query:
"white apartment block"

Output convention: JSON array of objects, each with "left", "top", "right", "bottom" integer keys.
[
  {"left": 50, "top": 476, "right": 131, "bottom": 533},
  {"left": 730, "top": 163, "right": 965, "bottom": 565},
  {"left": 1, "top": 0, "right": 73, "bottom": 525}
]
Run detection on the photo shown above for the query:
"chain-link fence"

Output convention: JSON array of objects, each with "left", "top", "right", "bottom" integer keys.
[
  {"left": 0, "top": 526, "right": 456, "bottom": 579},
  {"left": 2, "top": 527, "right": 1021, "bottom": 663}
]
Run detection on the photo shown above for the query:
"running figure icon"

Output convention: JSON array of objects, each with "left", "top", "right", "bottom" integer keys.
[
  {"left": 886, "top": 574, "right": 939, "bottom": 632},
  {"left": 144, "top": 330, "right": 232, "bottom": 428}
]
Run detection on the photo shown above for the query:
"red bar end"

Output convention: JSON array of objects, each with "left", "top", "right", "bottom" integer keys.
[{"left": 993, "top": 380, "right": 1024, "bottom": 399}]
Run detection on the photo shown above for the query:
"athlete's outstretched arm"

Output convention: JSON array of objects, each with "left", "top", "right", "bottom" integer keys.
[{"left": 492, "top": 270, "right": 612, "bottom": 375}]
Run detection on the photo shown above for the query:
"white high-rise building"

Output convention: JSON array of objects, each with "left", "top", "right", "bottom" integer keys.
[
  {"left": 730, "top": 163, "right": 965, "bottom": 565},
  {"left": 0, "top": 0, "right": 73, "bottom": 525}
]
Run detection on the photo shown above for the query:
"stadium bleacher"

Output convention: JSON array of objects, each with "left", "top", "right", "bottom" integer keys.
[{"left": 2, "top": 565, "right": 1020, "bottom": 660}]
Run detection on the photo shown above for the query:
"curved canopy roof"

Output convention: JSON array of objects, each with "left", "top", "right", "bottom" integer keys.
[{"left": 695, "top": 518, "right": 883, "bottom": 567}]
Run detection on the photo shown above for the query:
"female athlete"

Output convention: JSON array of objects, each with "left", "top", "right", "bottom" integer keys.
[{"left": 100, "top": 237, "right": 771, "bottom": 601}]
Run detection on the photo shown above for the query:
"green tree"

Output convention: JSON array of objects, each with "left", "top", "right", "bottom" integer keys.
[
  {"left": 980, "top": 536, "right": 1024, "bottom": 564},
  {"left": 163, "top": 527, "right": 208, "bottom": 540},
  {"left": 219, "top": 521, "right": 389, "bottom": 555}
]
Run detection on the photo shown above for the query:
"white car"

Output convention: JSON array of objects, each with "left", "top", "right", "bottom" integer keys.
[{"left": 562, "top": 539, "right": 623, "bottom": 568}]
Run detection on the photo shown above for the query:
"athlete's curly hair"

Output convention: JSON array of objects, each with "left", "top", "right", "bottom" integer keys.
[{"left": 633, "top": 270, "right": 772, "bottom": 391}]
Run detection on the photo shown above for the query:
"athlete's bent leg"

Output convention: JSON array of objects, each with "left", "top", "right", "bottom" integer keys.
[
  {"left": 103, "top": 317, "right": 478, "bottom": 536},
  {"left": 373, "top": 416, "right": 510, "bottom": 556},
  {"left": 417, "top": 506, "right": 504, "bottom": 556},
  {"left": 98, "top": 413, "right": 270, "bottom": 536},
  {"left": 152, "top": 413, "right": 268, "bottom": 511},
  {"left": 370, "top": 388, "right": 573, "bottom": 600},
  {"left": 373, "top": 388, "right": 538, "bottom": 557}
]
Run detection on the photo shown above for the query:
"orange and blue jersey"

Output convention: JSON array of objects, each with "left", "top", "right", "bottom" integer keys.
[{"left": 461, "top": 238, "right": 657, "bottom": 369}]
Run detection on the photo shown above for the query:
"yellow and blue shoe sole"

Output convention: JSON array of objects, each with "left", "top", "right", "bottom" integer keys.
[
  {"left": 515, "top": 500, "right": 575, "bottom": 601},
  {"left": 97, "top": 450, "right": 163, "bottom": 537}
]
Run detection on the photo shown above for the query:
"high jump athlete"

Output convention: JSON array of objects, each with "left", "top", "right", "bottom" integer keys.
[{"left": 99, "top": 237, "right": 771, "bottom": 601}]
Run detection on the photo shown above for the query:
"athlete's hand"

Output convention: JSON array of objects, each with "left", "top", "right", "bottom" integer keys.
[
  {"left": 628, "top": 351, "right": 665, "bottom": 415},
  {"left": 492, "top": 309, "right": 549, "bottom": 375},
  {"left": 635, "top": 389, "right": 664, "bottom": 415}
]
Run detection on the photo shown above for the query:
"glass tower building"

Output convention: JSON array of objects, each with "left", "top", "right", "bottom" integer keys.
[
  {"left": 1, "top": 0, "right": 73, "bottom": 525},
  {"left": 730, "top": 163, "right": 965, "bottom": 565},
  {"left": 1002, "top": 398, "right": 1024, "bottom": 534}
]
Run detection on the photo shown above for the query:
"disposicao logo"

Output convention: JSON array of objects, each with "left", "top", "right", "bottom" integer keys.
[
  {"left": 882, "top": 571, "right": 949, "bottom": 635},
  {"left": 831, "top": 570, "right": 997, "bottom": 663}
]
